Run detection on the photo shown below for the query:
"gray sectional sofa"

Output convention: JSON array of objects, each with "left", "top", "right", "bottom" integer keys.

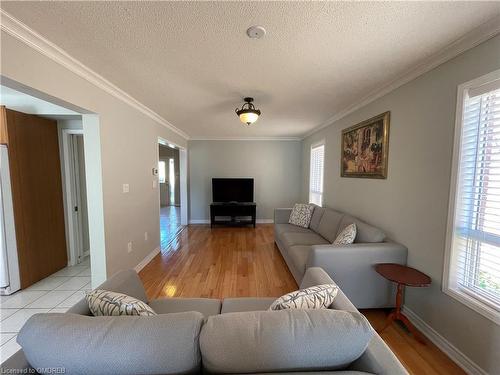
[
  {"left": 2, "top": 268, "right": 408, "bottom": 375},
  {"left": 275, "top": 205, "right": 408, "bottom": 308}
]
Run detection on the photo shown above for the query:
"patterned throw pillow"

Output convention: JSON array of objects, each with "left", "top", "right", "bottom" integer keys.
[
  {"left": 85, "top": 289, "right": 157, "bottom": 316},
  {"left": 288, "top": 203, "right": 315, "bottom": 228},
  {"left": 269, "top": 284, "right": 338, "bottom": 310},
  {"left": 334, "top": 223, "right": 357, "bottom": 245}
]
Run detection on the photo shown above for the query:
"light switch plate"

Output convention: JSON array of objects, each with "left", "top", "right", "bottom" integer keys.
[{"left": 123, "top": 184, "right": 129, "bottom": 193}]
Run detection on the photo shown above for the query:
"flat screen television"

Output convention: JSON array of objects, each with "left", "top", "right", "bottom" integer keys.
[{"left": 212, "top": 178, "right": 254, "bottom": 203}]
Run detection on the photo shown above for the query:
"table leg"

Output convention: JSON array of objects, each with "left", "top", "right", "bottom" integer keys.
[
  {"left": 377, "top": 283, "right": 426, "bottom": 345},
  {"left": 378, "top": 311, "right": 396, "bottom": 333},
  {"left": 399, "top": 312, "right": 426, "bottom": 344}
]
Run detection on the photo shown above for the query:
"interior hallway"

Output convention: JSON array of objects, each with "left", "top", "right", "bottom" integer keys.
[{"left": 160, "top": 206, "right": 183, "bottom": 251}]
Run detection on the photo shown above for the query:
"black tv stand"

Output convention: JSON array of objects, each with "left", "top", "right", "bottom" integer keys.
[{"left": 210, "top": 202, "right": 256, "bottom": 228}]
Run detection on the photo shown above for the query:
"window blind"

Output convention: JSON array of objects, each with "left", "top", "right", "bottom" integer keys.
[
  {"left": 451, "top": 83, "right": 500, "bottom": 311},
  {"left": 309, "top": 144, "right": 324, "bottom": 206}
]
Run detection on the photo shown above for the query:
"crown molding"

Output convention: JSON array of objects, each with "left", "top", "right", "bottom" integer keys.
[
  {"left": 189, "top": 136, "right": 301, "bottom": 141},
  {"left": 0, "top": 10, "right": 190, "bottom": 140},
  {"left": 303, "top": 14, "right": 500, "bottom": 139}
]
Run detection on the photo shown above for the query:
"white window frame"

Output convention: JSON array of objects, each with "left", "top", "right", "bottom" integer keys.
[
  {"left": 443, "top": 68, "right": 500, "bottom": 325},
  {"left": 309, "top": 141, "right": 325, "bottom": 206}
]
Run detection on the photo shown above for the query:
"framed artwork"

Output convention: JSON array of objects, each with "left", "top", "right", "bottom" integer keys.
[{"left": 341, "top": 111, "right": 390, "bottom": 179}]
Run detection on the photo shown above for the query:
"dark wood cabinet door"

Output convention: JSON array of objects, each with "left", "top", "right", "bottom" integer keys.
[{"left": 3, "top": 108, "right": 68, "bottom": 288}]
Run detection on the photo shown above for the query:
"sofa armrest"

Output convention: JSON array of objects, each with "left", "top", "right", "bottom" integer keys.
[
  {"left": 96, "top": 269, "right": 148, "bottom": 302},
  {"left": 66, "top": 269, "right": 149, "bottom": 315},
  {"left": 349, "top": 335, "right": 409, "bottom": 375},
  {"left": 274, "top": 208, "right": 292, "bottom": 224},
  {"left": 299, "top": 267, "right": 335, "bottom": 289},
  {"left": 307, "top": 242, "right": 407, "bottom": 267},
  {"left": 306, "top": 241, "right": 407, "bottom": 308}
]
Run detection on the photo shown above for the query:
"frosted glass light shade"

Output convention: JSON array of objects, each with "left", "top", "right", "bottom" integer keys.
[{"left": 239, "top": 111, "right": 259, "bottom": 124}]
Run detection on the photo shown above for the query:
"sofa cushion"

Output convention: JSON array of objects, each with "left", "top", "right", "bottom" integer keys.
[
  {"left": 269, "top": 284, "right": 338, "bottom": 310},
  {"left": 86, "top": 289, "right": 157, "bottom": 316},
  {"left": 309, "top": 205, "right": 325, "bottom": 232},
  {"left": 275, "top": 223, "right": 314, "bottom": 239},
  {"left": 288, "top": 245, "right": 313, "bottom": 274},
  {"left": 221, "top": 298, "right": 276, "bottom": 314},
  {"left": 281, "top": 232, "right": 329, "bottom": 248},
  {"left": 148, "top": 297, "right": 221, "bottom": 317},
  {"left": 18, "top": 312, "right": 204, "bottom": 375},
  {"left": 200, "top": 309, "right": 374, "bottom": 374},
  {"left": 316, "top": 208, "right": 345, "bottom": 243},
  {"left": 334, "top": 223, "right": 357, "bottom": 245},
  {"left": 289, "top": 203, "right": 315, "bottom": 228},
  {"left": 67, "top": 269, "right": 148, "bottom": 316},
  {"left": 337, "top": 215, "right": 386, "bottom": 243}
]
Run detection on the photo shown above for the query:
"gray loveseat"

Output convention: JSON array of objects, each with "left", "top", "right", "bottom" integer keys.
[
  {"left": 2, "top": 268, "right": 408, "bottom": 375},
  {"left": 275, "top": 205, "right": 408, "bottom": 308}
]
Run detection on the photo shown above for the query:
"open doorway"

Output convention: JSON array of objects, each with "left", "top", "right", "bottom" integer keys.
[
  {"left": 158, "top": 143, "right": 183, "bottom": 249},
  {"left": 0, "top": 81, "right": 107, "bottom": 361},
  {"left": 60, "top": 127, "right": 90, "bottom": 266}
]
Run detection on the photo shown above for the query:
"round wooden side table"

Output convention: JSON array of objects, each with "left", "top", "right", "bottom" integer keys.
[{"left": 375, "top": 263, "right": 431, "bottom": 344}]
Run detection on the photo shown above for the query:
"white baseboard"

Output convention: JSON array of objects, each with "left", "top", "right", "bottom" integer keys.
[
  {"left": 402, "top": 306, "right": 486, "bottom": 375},
  {"left": 257, "top": 219, "right": 274, "bottom": 223},
  {"left": 188, "top": 219, "right": 274, "bottom": 225},
  {"left": 134, "top": 246, "right": 160, "bottom": 272}
]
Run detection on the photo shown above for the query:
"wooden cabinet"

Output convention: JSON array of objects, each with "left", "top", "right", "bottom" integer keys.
[{"left": 0, "top": 106, "right": 68, "bottom": 288}]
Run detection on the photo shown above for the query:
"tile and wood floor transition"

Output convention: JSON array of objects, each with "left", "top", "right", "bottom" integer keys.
[{"left": 139, "top": 224, "right": 465, "bottom": 375}]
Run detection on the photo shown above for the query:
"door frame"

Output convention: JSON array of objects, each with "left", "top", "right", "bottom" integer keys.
[
  {"left": 157, "top": 137, "right": 188, "bottom": 226},
  {"left": 61, "top": 128, "right": 86, "bottom": 266}
]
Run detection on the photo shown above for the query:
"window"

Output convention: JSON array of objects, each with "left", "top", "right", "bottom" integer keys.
[
  {"left": 158, "top": 161, "right": 166, "bottom": 183},
  {"left": 309, "top": 143, "right": 325, "bottom": 206},
  {"left": 445, "top": 69, "right": 500, "bottom": 324}
]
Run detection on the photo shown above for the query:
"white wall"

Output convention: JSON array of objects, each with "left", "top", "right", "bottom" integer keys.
[
  {"left": 189, "top": 140, "right": 302, "bottom": 222},
  {"left": 301, "top": 34, "right": 500, "bottom": 373},
  {"left": 1, "top": 31, "right": 188, "bottom": 282}
]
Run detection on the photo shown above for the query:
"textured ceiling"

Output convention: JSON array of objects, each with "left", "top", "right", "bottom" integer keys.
[{"left": 2, "top": 1, "right": 500, "bottom": 139}]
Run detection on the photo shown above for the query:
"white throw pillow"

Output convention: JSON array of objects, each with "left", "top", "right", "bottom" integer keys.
[
  {"left": 334, "top": 223, "right": 357, "bottom": 245},
  {"left": 86, "top": 289, "right": 157, "bottom": 316},
  {"left": 269, "top": 284, "right": 338, "bottom": 310},
  {"left": 288, "top": 203, "right": 314, "bottom": 228}
]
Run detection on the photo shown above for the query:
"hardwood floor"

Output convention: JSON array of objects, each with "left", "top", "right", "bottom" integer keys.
[
  {"left": 139, "top": 224, "right": 465, "bottom": 375},
  {"left": 159, "top": 206, "right": 183, "bottom": 250},
  {"left": 364, "top": 310, "right": 465, "bottom": 374},
  {"left": 140, "top": 224, "right": 297, "bottom": 299}
]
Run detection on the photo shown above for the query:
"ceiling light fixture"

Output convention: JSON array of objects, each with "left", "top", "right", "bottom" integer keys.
[{"left": 235, "top": 97, "right": 261, "bottom": 126}]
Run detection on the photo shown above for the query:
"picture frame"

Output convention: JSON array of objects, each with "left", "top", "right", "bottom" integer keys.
[{"left": 341, "top": 111, "right": 390, "bottom": 179}]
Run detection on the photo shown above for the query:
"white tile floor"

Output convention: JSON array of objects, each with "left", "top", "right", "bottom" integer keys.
[{"left": 0, "top": 258, "right": 91, "bottom": 362}]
